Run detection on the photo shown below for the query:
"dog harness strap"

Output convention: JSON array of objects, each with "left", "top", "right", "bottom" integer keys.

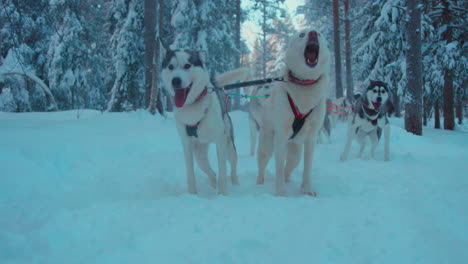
[
  {"left": 288, "top": 71, "right": 321, "bottom": 86},
  {"left": 186, "top": 121, "right": 201, "bottom": 137},
  {"left": 185, "top": 88, "right": 209, "bottom": 138},
  {"left": 194, "top": 88, "right": 208, "bottom": 103},
  {"left": 287, "top": 93, "right": 314, "bottom": 139}
]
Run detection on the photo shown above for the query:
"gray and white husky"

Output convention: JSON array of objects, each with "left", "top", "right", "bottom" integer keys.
[
  {"left": 340, "top": 80, "right": 394, "bottom": 161},
  {"left": 160, "top": 45, "right": 249, "bottom": 195},
  {"left": 248, "top": 85, "right": 271, "bottom": 156},
  {"left": 256, "top": 29, "right": 331, "bottom": 196}
]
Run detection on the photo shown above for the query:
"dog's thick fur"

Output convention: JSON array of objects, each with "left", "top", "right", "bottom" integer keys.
[
  {"left": 340, "top": 80, "right": 394, "bottom": 161},
  {"left": 160, "top": 46, "right": 249, "bottom": 195},
  {"left": 256, "top": 30, "right": 330, "bottom": 196},
  {"left": 249, "top": 85, "right": 271, "bottom": 156}
]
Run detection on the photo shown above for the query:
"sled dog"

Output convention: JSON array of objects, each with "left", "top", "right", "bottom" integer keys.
[
  {"left": 256, "top": 29, "right": 331, "bottom": 196},
  {"left": 160, "top": 45, "right": 249, "bottom": 194},
  {"left": 340, "top": 80, "right": 394, "bottom": 161}
]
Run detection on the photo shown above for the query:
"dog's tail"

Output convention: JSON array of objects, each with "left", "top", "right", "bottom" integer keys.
[{"left": 215, "top": 67, "right": 251, "bottom": 87}]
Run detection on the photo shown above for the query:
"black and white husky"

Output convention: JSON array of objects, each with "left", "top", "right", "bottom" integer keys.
[
  {"left": 340, "top": 80, "right": 394, "bottom": 161},
  {"left": 160, "top": 45, "right": 249, "bottom": 195},
  {"left": 248, "top": 85, "right": 271, "bottom": 156},
  {"left": 256, "top": 29, "right": 330, "bottom": 196}
]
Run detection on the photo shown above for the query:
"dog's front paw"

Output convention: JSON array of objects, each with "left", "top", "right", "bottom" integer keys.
[
  {"left": 275, "top": 185, "right": 286, "bottom": 197},
  {"left": 340, "top": 153, "right": 347, "bottom": 161},
  {"left": 256, "top": 176, "right": 264, "bottom": 185},
  {"left": 188, "top": 186, "right": 198, "bottom": 195},
  {"left": 301, "top": 184, "right": 317, "bottom": 197},
  {"left": 217, "top": 181, "right": 227, "bottom": 195},
  {"left": 384, "top": 155, "right": 390, "bottom": 161},
  {"left": 232, "top": 176, "right": 239, "bottom": 185}
]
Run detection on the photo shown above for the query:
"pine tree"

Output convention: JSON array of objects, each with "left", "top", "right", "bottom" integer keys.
[
  {"left": 106, "top": 0, "right": 145, "bottom": 111},
  {"left": 48, "top": 0, "right": 108, "bottom": 110},
  {"left": 0, "top": 0, "right": 52, "bottom": 111}
]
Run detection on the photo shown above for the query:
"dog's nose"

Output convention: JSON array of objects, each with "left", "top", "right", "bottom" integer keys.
[
  {"left": 309, "top": 31, "right": 318, "bottom": 40},
  {"left": 172, "top": 77, "right": 182, "bottom": 88},
  {"left": 377, "top": 97, "right": 382, "bottom": 103}
]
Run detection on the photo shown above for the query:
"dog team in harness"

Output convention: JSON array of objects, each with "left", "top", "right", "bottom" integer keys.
[{"left": 160, "top": 28, "right": 394, "bottom": 197}]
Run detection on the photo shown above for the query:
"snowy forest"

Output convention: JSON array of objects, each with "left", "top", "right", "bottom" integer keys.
[
  {"left": 1, "top": 1, "right": 468, "bottom": 263},
  {"left": 1, "top": 0, "right": 466, "bottom": 132}
]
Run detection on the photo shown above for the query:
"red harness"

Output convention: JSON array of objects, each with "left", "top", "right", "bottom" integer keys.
[
  {"left": 287, "top": 94, "right": 314, "bottom": 119},
  {"left": 286, "top": 72, "right": 321, "bottom": 139}
]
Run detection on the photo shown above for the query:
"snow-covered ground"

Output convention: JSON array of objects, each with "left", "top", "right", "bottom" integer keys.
[{"left": 1, "top": 110, "right": 467, "bottom": 264}]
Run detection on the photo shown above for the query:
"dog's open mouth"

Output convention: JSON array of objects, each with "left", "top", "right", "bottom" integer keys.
[
  {"left": 304, "top": 31, "right": 320, "bottom": 67},
  {"left": 174, "top": 83, "right": 193, "bottom": 108},
  {"left": 305, "top": 43, "right": 319, "bottom": 67},
  {"left": 372, "top": 102, "right": 382, "bottom": 110}
]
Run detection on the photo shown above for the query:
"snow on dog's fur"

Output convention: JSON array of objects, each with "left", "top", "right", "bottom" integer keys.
[
  {"left": 160, "top": 44, "right": 249, "bottom": 195},
  {"left": 256, "top": 29, "right": 330, "bottom": 196},
  {"left": 340, "top": 80, "right": 394, "bottom": 161}
]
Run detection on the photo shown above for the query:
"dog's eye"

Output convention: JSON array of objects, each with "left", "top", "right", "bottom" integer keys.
[
  {"left": 168, "top": 64, "right": 174, "bottom": 70},
  {"left": 373, "top": 90, "right": 378, "bottom": 93},
  {"left": 381, "top": 90, "right": 386, "bottom": 94},
  {"left": 299, "top": 33, "right": 305, "bottom": 38},
  {"left": 184, "top": 64, "right": 191, "bottom": 69}
]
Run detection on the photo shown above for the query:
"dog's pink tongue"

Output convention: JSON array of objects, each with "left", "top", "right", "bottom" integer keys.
[
  {"left": 174, "top": 89, "right": 188, "bottom": 108},
  {"left": 306, "top": 51, "right": 317, "bottom": 62},
  {"left": 373, "top": 102, "right": 381, "bottom": 110}
]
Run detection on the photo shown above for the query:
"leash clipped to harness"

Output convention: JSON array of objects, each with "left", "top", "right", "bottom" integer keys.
[
  {"left": 288, "top": 93, "right": 314, "bottom": 140},
  {"left": 326, "top": 101, "right": 354, "bottom": 115}
]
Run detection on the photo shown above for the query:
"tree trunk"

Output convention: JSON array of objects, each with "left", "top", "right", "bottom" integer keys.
[
  {"left": 144, "top": 0, "right": 156, "bottom": 109},
  {"left": 394, "top": 92, "right": 401, "bottom": 117},
  {"left": 344, "top": 0, "right": 354, "bottom": 102},
  {"left": 434, "top": 100, "right": 440, "bottom": 129},
  {"left": 149, "top": 0, "right": 164, "bottom": 115},
  {"left": 404, "top": 0, "right": 423, "bottom": 135},
  {"left": 232, "top": 0, "right": 242, "bottom": 111},
  {"left": 332, "top": 0, "right": 343, "bottom": 98},
  {"left": 456, "top": 100, "right": 463, "bottom": 125},
  {"left": 423, "top": 96, "right": 427, "bottom": 126},
  {"left": 442, "top": 0, "right": 455, "bottom": 130}
]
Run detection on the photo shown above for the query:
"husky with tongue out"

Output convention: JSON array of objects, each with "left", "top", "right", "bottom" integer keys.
[
  {"left": 340, "top": 80, "right": 394, "bottom": 162},
  {"left": 256, "top": 29, "right": 331, "bottom": 197},
  {"left": 160, "top": 44, "right": 250, "bottom": 195}
]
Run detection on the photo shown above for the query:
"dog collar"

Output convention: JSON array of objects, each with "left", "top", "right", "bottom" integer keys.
[
  {"left": 287, "top": 93, "right": 314, "bottom": 140},
  {"left": 194, "top": 87, "right": 208, "bottom": 103},
  {"left": 288, "top": 71, "right": 321, "bottom": 86},
  {"left": 361, "top": 100, "right": 381, "bottom": 120}
]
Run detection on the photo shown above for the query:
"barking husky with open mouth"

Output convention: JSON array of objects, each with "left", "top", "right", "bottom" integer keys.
[
  {"left": 340, "top": 80, "right": 394, "bottom": 161},
  {"left": 256, "top": 30, "right": 330, "bottom": 196},
  {"left": 160, "top": 44, "right": 249, "bottom": 195}
]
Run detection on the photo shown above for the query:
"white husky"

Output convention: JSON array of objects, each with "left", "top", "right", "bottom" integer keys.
[
  {"left": 256, "top": 30, "right": 331, "bottom": 196},
  {"left": 160, "top": 45, "right": 249, "bottom": 195}
]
